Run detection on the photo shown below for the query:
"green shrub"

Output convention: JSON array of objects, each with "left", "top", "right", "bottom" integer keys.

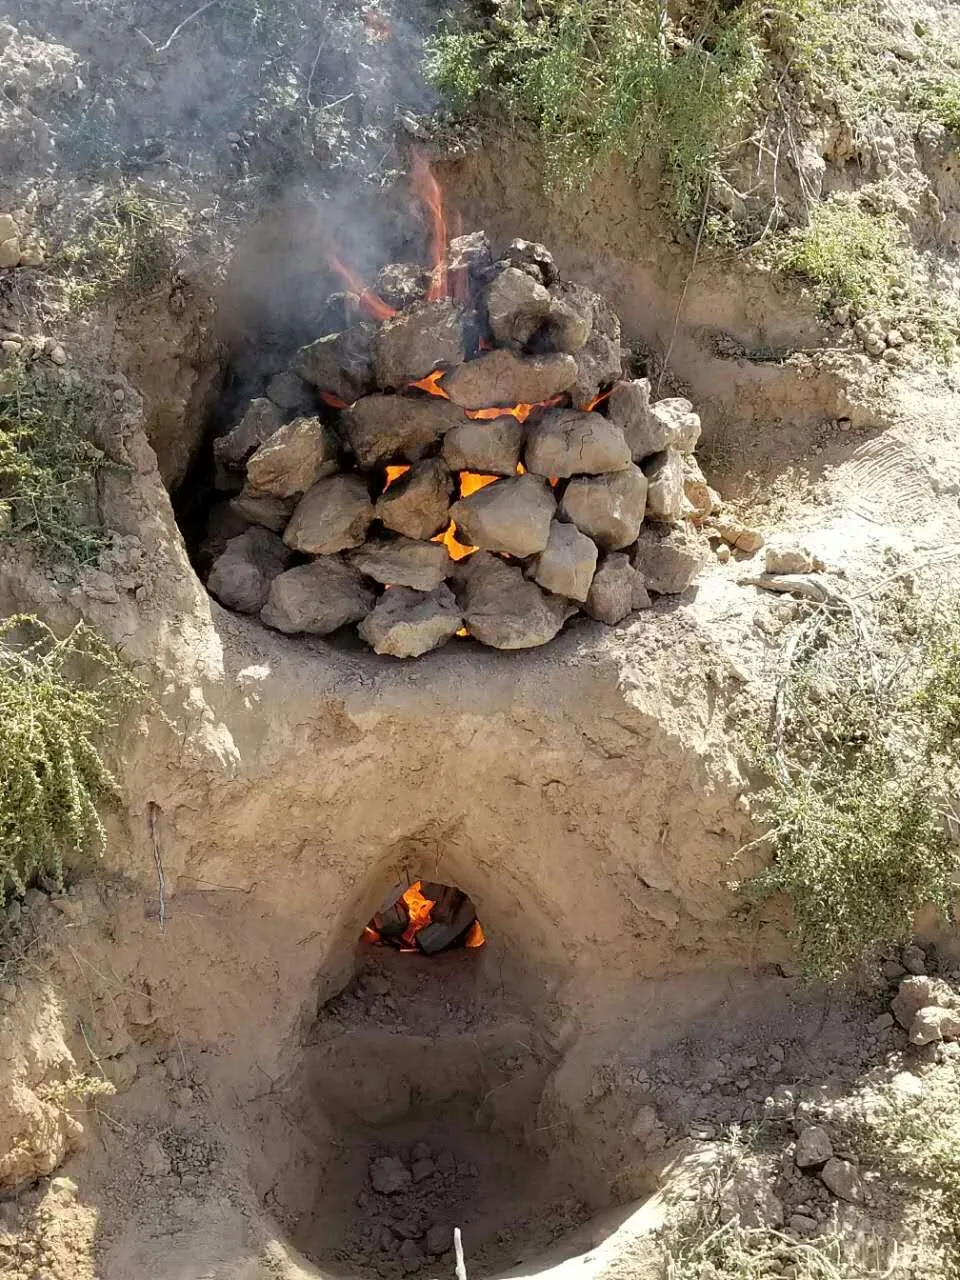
[
  {"left": 0, "top": 364, "right": 106, "bottom": 565},
  {"left": 740, "top": 597, "right": 960, "bottom": 981},
  {"left": 764, "top": 197, "right": 906, "bottom": 313},
  {"left": 0, "top": 616, "right": 146, "bottom": 900}
]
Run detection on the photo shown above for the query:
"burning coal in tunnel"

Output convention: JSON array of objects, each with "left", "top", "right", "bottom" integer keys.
[{"left": 362, "top": 881, "right": 485, "bottom": 954}]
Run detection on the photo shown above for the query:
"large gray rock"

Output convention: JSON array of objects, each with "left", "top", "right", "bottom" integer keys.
[
  {"left": 525, "top": 408, "right": 630, "bottom": 478},
  {"left": 283, "top": 475, "right": 374, "bottom": 554},
  {"left": 544, "top": 289, "right": 591, "bottom": 353},
  {"left": 908, "top": 1005, "right": 960, "bottom": 1045},
  {"left": 583, "top": 552, "right": 651, "bottom": 624},
  {"left": 375, "top": 458, "right": 456, "bottom": 540},
  {"left": 559, "top": 465, "right": 647, "bottom": 550},
  {"left": 606, "top": 379, "right": 671, "bottom": 460},
  {"left": 649, "top": 397, "right": 702, "bottom": 453},
  {"left": 820, "top": 1158, "right": 864, "bottom": 1204},
  {"left": 503, "top": 238, "right": 558, "bottom": 286},
  {"left": 341, "top": 395, "right": 465, "bottom": 467},
  {"left": 642, "top": 449, "right": 684, "bottom": 521},
  {"left": 442, "top": 350, "right": 577, "bottom": 411},
  {"left": 373, "top": 300, "right": 465, "bottom": 388},
  {"left": 260, "top": 558, "right": 376, "bottom": 635},
  {"left": 528, "top": 520, "right": 597, "bottom": 602},
  {"left": 246, "top": 417, "right": 340, "bottom": 498},
  {"left": 485, "top": 267, "right": 551, "bottom": 347},
  {"left": 358, "top": 584, "right": 462, "bottom": 658},
  {"left": 571, "top": 292, "right": 622, "bottom": 407},
  {"left": 213, "top": 399, "right": 284, "bottom": 472},
  {"left": 892, "top": 975, "right": 959, "bottom": 1029},
  {"left": 207, "top": 528, "right": 292, "bottom": 614},
  {"left": 455, "top": 552, "right": 575, "bottom": 649},
  {"left": 442, "top": 417, "right": 523, "bottom": 475},
  {"left": 633, "top": 523, "right": 709, "bottom": 594},
  {"left": 376, "top": 262, "right": 430, "bottom": 309},
  {"left": 295, "top": 324, "right": 376, "bottom": 403},
  {"left": 447, "top": 231, "right": 493, "bottom": 284},
  {"left": 266, "top": 371, "right": 316, "bottom": 413},
  {"left": 451, "top": 474, "right": 555, "bottom": 558},
  {"left": 230, "top": 488, "right": 296, "bottom": 533},
  {"left": 348, "top": 536, "right": 453, "bottom": 591}
]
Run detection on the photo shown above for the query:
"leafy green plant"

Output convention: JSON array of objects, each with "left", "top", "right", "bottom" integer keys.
[
  {"left": 56, "top": 190, "right": 187, "bottom": 311},
  {"left": 0, "top": 364, "right": 106, "bottom": 565},
  {"left": 0, "top": 616, "right": 146, "bottom": 901},
  {"left": 764, "top": 197, "right": 906, "bottom": 314}
]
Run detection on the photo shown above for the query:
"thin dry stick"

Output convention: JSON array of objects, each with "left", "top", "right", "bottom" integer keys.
[
  {"left": 77, "top": 1018, "right": 108, "bottom": 1081},
  {"left": 148, "top": 801, "right": 166, "bottom": 932},
  {"left": 139, "top": 0, "right": 220, "bottom": 55},
  {"left": 656, "top": 174, "right": 711, "bottom": 397},
  {"left": 454, "top": 1228, "right": 467, "bottom": 1280}
]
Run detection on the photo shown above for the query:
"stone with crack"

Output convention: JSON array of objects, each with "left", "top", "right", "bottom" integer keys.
[
  {"left": 485, "top": 266, "right": 552, "bottom": 348},
  {"left": 525, "top": 408, "right": 631, "bottom": 478},
  {"left": 451, "top": 474, "right": 556, "bottom": 558},
  {"left": 375, "top": 459, "right": 456, "bottom": 540},
  {"left": 442, "top": 416, "right": 523, "bottom": 475},
  {"left": 207, "top": 528, "right": 292, "bottom": 614},
  {"left": 295, "top": 323, "right": 376, "bottom": 403},
  {"left": 633, "top": 523, "right": 709, "bottom": 594},
  {"left": 283, "top": 474, "right": 374, "bottom": 554},
  {"left": 560, "top": 465, "right": 647, "bottom": 550},
  {"left": 528, "top": 520, "right": 597, "bottom": 602},
  {"left": 348, "top": 537, "right": 453, "bottom": 591},
  {"left": 441, "top": 349, "right": 577, "bottom": 410},
  {"left": 229, "top": 488, "right": 296, "bottom": 533},
  {"left": 213, "top": 398, "right": 284, "bottom": 472},
  {"left": 642, "top": 449, "right": 685, "bottom": 521},
  {"left": 260, "top": 559, "right": 376, "bottom": 635},
  {"left": 342, "top": 395, "right": 465, "bottom": 468},
  {"left": 358, "top": 584, "right": 462, "bottom": 658},
  {"left": 246, "top": 417, "right": 340, "bottom": 498},
  {"left": 373, "top": 299, "right": 465, "bottom": 388},
  {"left": 764, "top": 540, "right": 816, "bottom": 574},
  {"left": 583, "top": 552, "right": 651, "bottom": 624},
  {"left": 454, "top": 552, "right": 576, "bottom": 649}
]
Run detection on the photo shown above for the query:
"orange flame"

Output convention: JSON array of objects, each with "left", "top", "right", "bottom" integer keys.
[
  {"left": 327, "top": 253, "right": 396, "bottom": 321},
  {"left": 319, "top": 390, "right": 351, "bottom": 409},
  {"left": 583, "top": 389, "right": 612, "bottom": 412},
  {"left": 459, "top": 472, "right": 499, "bottom": 498},
  {"left": 410, "top": 369, "right": 449, "bottom": 398},
  {"left": 411, "top": 153, "right": 448, "bottom": 302},
  {"left": 363, "top": 881, "right": 486, "bottom": 952},
  {"left": 383, "top": 465, "right": 411, "bottom": 489},
  {"left": 465, "top": 921, "right": 485, "bottom": 947}
]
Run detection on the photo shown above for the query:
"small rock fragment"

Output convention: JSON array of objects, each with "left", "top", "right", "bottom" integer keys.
[
  {"left": 230, "top": 489, "right": 296, "bottom": 533},
  {"left": 283, "top": 474, "right": 374, "bottom": 554},
  {"left": 642, "top": 449, "right": 684, "bottom": 521},
  {"left": 376, "top": 262, "right": 430, "bottom": 310},
  {"left": 712, "top": 518, "right": 765, "bottom": 554},
  {"left": 485, "top": 267, "right": 551, "bottom": 348},
  {"left": 795, "top": 1126, "right": 833, "bottom": 1169},
  {"left": 583, "top": 552, "right": 650, "bottom": 624},
  {"left": 207, "top": 528, "right": 292, "bottom": 613},
  {"left": 648, "top": 398, "right": 701, "bottom": 454},
  {"left": 425, "top": 1225, "right": 450, "bottom": 1257},
  {"left": 892, "top": 975, "right": 958, "bottom": 1029},
  {"left": 765, "top": 540, "right": 815, "bottom": 575},
  {"left": 571, "top": 292, "right": 622, "bottom": 407},
  {"left": 411, "top": 1158, "right": 435, "bottom": 1182},
  {"left": 633, "top": 523, "right": 710, "bottom": 594},
  {"left": 820, "top": 1157, "right": 864, "bottom": 1204},
  {"left": 682, "top": 456, "right": 717, "bottom": 520},
  {"left": 370, "top": 1156, "right": 412, "bottom": 1195},
  {"left": 295, "top": 324, "right": 376, "bottom": 403},
  {"left": 214, "top": 399, "right": 285, "bottom": 472},
  {"left": 503, "top": 238, "right": 558, "bottom": 286},
  {"left": 908, "top": 1005, "right": 960, "bottom": 1046},
  {"left": 261, "top": 559, "right": 376, "bottom": 635},
  {"left": 358, "top": 584, "right": 462, "bottom": 658},
  {"left": 789, "top": 1214, "right": 818, "bottom": 1234},
  {"left": 902, "top": 943, "right": 927, "bottom": 975},
  {"left": 528, "top": 520, "right": 597, "bottom": 602},
  {"left": 0, "top": 237, "right": 21, "bottom": 269}
]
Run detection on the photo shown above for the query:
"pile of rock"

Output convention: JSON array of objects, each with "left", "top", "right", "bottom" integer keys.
[{"left": 202, "top": 232, "right": 719, "bottom": 658}]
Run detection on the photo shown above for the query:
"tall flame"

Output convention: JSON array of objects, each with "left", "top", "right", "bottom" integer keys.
[
  {"left": 410, "top": 153, "right": 448, "bottom": 302},
  {"left": 327, "top": 253, "right": 396, "bottom": 321}
]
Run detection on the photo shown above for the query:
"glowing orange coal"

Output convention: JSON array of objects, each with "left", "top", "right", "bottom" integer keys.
[
  {"left": 363, "top": 881, "right": 486, "bottom": 952},
  {"left": 383, "top": 464, "right": 410, "bottom": 489}
]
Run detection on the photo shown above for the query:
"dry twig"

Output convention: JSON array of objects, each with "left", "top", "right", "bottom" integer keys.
[
  {"left": 148, "top": 801, "right": 166, "bottom": 932},
  {"left": 454, "top": 1228, "right": 467, "bottom": 1280}
]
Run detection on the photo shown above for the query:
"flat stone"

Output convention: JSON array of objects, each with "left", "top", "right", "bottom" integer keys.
[
  {"left": 373, "top": 299, "right": 465, "bottom": 389},
  {"left": 820, "top": 1157, "right": 864, "bottom": 1204},
  {"left": 559, "top": 465, "right": 647, "bottom": 550},
  {"left": 230, "top": 488, "right": 296, "bottom": 533},
  {"left": 571, "top": 292, "right": 622, "bottom": 407},
  {"left": 649, "top": 397, "right": 701, "bottom": 453},
  {"left": 891, "top": 975, "right": 959, "bottom": 1029},
  {"left": 525, "top": 408, "right": 630, "bottom": 478},
  {"left": 295, "top": 324, "right": 376, "bottom": 403},
  {"left": 358, "top": 584, "right": 462, "bottom": 658},
  {"left": 764, "top": 541, "right": 815, "bottom": 574},
  {"left": 284, "top": 474, "right": 374, "bottom": 554},
  {"left": 376, "top": 262, "right": 430, "bottom": 309},
  {"left": 712, "top": 518, "right": 765, "bottom": 554},
  {"left": 642, "top": 449, "right": 684, "bottom": 521},
  {"left": 370, "top": 1156, "right": 412, "bottom": 1195},
  {"left": 348, "top": 537, "right": 453, "bottom": 590},
  {"left": 266, "top": 371, "right": 316, "bottom": 413},
  {"left": 503, "top": 238, "right": 558, "bottom": 286},
  {"left": 375, "top": 458, "right": 456, "bottom": 540},
  {"left": 451, "top": 474, "right": 555, "bottom": 558},
  {"left": 207, "top": 528, "right": 292, "bottom": 614},
  {"left": 528, "top": 520, "right": 597, "bottom": 602},
  {"left": 583, "top": 552, "right": 650, "bottom": 624},
  {"left": 261, "top": 559, "right": 376, "bottom": 635},
  {"left": 442, "top": 417, "right": 523, "bottom": 475},
  {"left": 633, "top": 523, "right": 709, "bottom": 594},
  {"left": 246, "top": 417, "right": 340, "bottom": 498},
  {"left": 342, "top": 395, "right": 465, "bottom": 467},
  {"left": 442, "top": 350, "right": 577, "bottom": 411},
  {"left": 795, "top": 1126, "right": 833, "bottom": 1169},
  {"left": 909, "top": 1005, "right": 960, "bottom": 1045},
  {"left": 485, "top": 267, "right": 551, "bottom": 347},
  {"left": 455, "top": 552, "right": 575, "bottom": 650},
  {"left": 213, "top": 398, "right": 285, "bottom": 472}
]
